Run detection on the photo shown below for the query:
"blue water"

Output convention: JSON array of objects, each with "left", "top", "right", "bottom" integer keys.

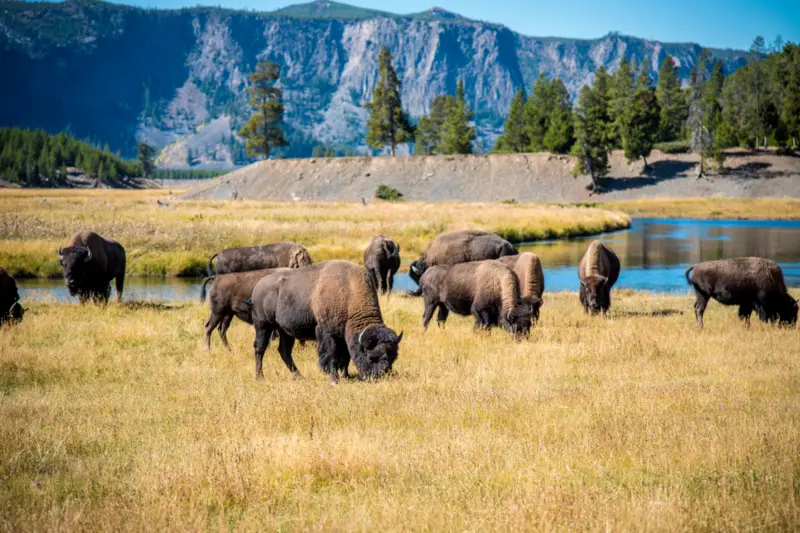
[{"left": 17, "top": 218, "right": 800, "bottom": 301}]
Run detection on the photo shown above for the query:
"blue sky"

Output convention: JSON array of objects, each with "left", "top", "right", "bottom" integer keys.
[{"left": 116, "top": 0, "right": 799, "bottom": 50}]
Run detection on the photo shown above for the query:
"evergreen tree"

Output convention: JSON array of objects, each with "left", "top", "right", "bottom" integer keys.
[
  {"left": 572, "top": 84, "right": 611, "bottom": 191},
  {"left": 542, "top": 79, "right": 575, "bottom": 153},
  {"left": 750, "top": 36, "right": 767, "bottom": 149},
  {"left": 439, "top": 80, "right": 475, "bottom": 155},
  {"left": 609, "top": 56, "right": 636, "bottom": 146},
  {"left": 137, "top": 142, "right": 155, "bottom": 178},
  {"left": 706, "top": 59, "right": 728, "bottom": 169},
  {"left": 656, "top": 56, "right": 688, "bottom": 142},
  {"left": 365, "top": 46, "right": 413, "bottom": 156},
  {"left": 623, "top": 60, "right": 661, "bottom": 168},
  {"left": 415, "top": 95, "right": 450, "bottom": 155},
  {"left": 494, "top": 87, "right": 528, "bottom": 153},
  {"left": 524, "top": 73, "right": 550, "bottom": 151},
  {"left": 782, "top": 44, "right": 800, "bottom": 149},
  {"left": 686, "top": 50, "right": 714, "bottom": 177},
  {"left": 239, "top": 60, "right": 289, "bottom": 159}
]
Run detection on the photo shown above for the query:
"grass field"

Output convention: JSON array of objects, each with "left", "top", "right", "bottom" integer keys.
[
  {"left": 1, "top": 291, "right": 798, "bottom": 531},
  {"left": 604, "top": 197, "right": 800, "bottom": 220},
  {"left": 0, "top": 189, "right": 631, "bottom": 279}
]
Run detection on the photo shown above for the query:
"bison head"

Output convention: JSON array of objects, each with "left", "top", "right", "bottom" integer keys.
[
  {"left": 348, "top": 325, "right": 402, "bottom": 379},
  {"left": 777, "top": 295, "right": 799, "bottom": 326},
  {"left": 409, "top": 258, "right": 427, "bottom": 285},
  {"left": 58, "top": 246, "right": 92, "bottom": 295},
  {"left": 580, "top": 275, "right": 608, "bottom": 314},
  {"left": 501, "top": 297, "right": 541, "bottom": 340}
]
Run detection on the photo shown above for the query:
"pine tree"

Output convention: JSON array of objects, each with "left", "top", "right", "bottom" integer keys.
[
  {"left": 706, "top": 59, "right": 728, "bottom": 169},
  {"left": 750, "top": 36, "right": 767, "bottom": 149},
  {"left": 623, "top": 60, "right": 661, "bottom": 168},
  {"left": 440, "top": 80, "right": 475, "bottom": 155},
  {"left": 415, "top": 95, "right": 450, "bottom": 155},
  {"left": 686, "top": 50, "right": 714, "bottom": 177},
  {"left": 656, "top": 56, "right": 688, "bottom": 142},
  {"left": 542, "top": 78, "right": 574, "bottom": 153},
  {"left": 137, "top": 142, "right": 155, "bottom": 178},
  {"left": 524, "top": 73, "right": 550, "bottom": 151},
  {"left": 365, "top": 46, "right": 413, "bottom": 156},
  {"left": 781, "top": 44, "right": 800, "bottom": 150},
  {"left": 239, "top": 60, "right": 289, "bottom": 159},
  {"left": 609, "top": 56, "right": 636, "bottom": 147},
  {"left": 572, "top": 84, "right": 611, "bottom": 191},
  {"left": 494, "top": 87, "right": 528, "bottom": 153}
]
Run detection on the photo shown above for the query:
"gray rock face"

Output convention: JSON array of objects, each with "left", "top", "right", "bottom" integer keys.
[{"left": 0, "top": 1, "right": 747, "bottom": 165}]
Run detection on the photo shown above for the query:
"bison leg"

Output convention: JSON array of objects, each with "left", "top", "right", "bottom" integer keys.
[
  {"left": 205, "top": 313, "right": 225, "bottom": 351},
  {"left": 218, "top": 314, "right": 234, "bottom": 350},
  {"left": 436, "top": 304, "right": 449, "bottom": 328},
  {"left": 693, "top": 291, "right": 709, "bottom": 329},
  {"left": 115, "top": 274, "right": 125, "bottom": 303},
  {"left": 422, "top": 300, "right": 438, "bottom": 331},
  {"left": 253, "top": 321, "right": 274, "bottom": 379},
  {"left": 602, "top": 285, "right": 612, "bottom": 316},
  {"left": 277, "top": 330, "right": 301, "bottom": 377},
  {"left": 386, "top": 270, "right": 394, "bottom": 294},
  {"left": 316, "top": 326, "right": 340, "bottom": 384},
  {"left": 374, "top": 268, "right": 385, "bottom": 294},
  {"left": 579, "top": 285, "right": 588, "bottom": 314},
  {"left": 738, "top": 302, "right": 754, "bottom": 328},
  {"left": 334, "top": 336, "right": 351, "bottom": 379}
]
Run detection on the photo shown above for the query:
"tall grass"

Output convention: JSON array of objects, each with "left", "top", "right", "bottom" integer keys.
[
  {"left": 605, "top": 197, "right": 800, "bottom": 220},
  {"left": 1, "top": 292, "right": 798, "bottom": 530},
  {"left": 0, "top": 190, "right": 630, "bottom": 278}
]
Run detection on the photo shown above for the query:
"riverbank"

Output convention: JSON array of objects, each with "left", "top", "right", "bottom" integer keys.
[
  {"left": 0, "top": 189, "right": 629, "bottom": 279},
  {"left": 604, "top": 197, "right": 800, "bottom": 219},
  {"left": 2, "top": 291, "right": 798, "bottom": 530}
]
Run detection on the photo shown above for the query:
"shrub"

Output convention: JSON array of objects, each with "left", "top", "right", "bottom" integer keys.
[
  {"left": 375, "top": 184, "right": 404, "bottom": 201},
  {"left": 654, "top": 140, "right": 690, "bottom": 154}
]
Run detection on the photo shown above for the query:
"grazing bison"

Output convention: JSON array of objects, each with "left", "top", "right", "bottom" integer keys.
[
  {"left": 207, "top": 242, "right": 311, "bottom": 276},
  {"left": 418, "top": 260, "right": 541, "bottom": 340},
  {"left": 58, "top": 231, "right": 126, "bottom": 303},
  {"left": 409, "top": 230, "right": 518, "bottom": 292},
  {"left": 200, "top": 268, "right": 290, "bottom": 350},
  {"left": 0, "top": 268, "right": 24, "bottom": 325},
  {"left": 364, "top": 235, "right": 401, "bottom": 294},
  {"left": 250, "top": 260, "right": 402, "bottom": 382},
  {"left": 498, "top": 252, "right": 545, "bottom": 320},
  {"left": 578, "top": 240, "right": 620, "bottom": 315},
  {"left": 686, "top": 258, "right": 798, "bottom": 328}
]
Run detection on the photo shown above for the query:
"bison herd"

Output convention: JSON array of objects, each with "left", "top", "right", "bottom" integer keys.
[{"left": 1, "top": 228, "right": 797, "bottom": 383}]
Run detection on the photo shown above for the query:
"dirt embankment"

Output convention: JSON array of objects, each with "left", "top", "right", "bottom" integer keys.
[{"left": 182, "top": 149, "right": 800, "bottom": 202}]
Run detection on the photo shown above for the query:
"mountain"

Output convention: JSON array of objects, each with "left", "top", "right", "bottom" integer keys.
[{"left": 0, "top": 0, "right": 748, "bottom": 167}]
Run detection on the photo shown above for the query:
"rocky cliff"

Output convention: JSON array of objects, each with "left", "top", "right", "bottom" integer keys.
[{"left": 0, "top": 0, "right": 748, "bottom": 166}]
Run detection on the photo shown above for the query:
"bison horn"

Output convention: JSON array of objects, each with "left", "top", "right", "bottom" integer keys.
[
  {"left": 84, "top": 247, "right": 92, "bottom": 262},
  {"left": 410, "top": 263, "right": 418, "bottom": 274},
  {"left": 57, "top": 247, "right": 63, "bottom": 257},
  {"left": 579, "top": 280, "right": 587, "bottom": 288},
  {"left": 358, "top": 327, "right": 367, "bottom": 346},
  {"left": 397, "top": 330, "right": 404, "bottom": 343}
]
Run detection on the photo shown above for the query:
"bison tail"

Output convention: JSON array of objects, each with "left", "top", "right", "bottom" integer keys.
[
  {"left": 684, "top": 265, "right": 695, "bottom": 286},
  {"left": 200, "top": 276, "right": 215, "bottom": 303},
  {"left": 207, "top": 253, "right": 218, "bottom": 277}
]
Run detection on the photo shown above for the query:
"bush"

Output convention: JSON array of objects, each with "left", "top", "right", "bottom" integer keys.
[
  {"left": 375, "top": 184, "right": 403, "bottom": 201},
  {"left": 654, "top": 140, "right": 690, "bottom": 154}
]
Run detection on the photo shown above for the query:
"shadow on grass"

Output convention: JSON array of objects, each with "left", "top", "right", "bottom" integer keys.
[
  {"left": 120, "top": 301, "right": 188, "bottom": 312},
  {"left": 614, "top": 309, "right": 685, "bottom": 318}
]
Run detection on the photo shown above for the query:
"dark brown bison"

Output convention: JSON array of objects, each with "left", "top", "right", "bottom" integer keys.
[
  {"left": 200, "top": 268, "right": 290, "bottom": 350},
  {"left": 418, "top": 260, "right": 541, "bottom": 340},
  {"left": 578, "top": 240, "right": 620, "bottom": 315},
  {"left": 250, "top": 260, "right": 402, "bottom": 382},
  {"left": 364, "top": 235, "right": 401, "bottom": 294},
  {"left": 207, "top": 242, "right": 312, "bottom": 276},
  {"left": 409, "top": 230, "right": 518, "bottom": 293},
  {"left": 498, "top": 252, "right": 545, "bottom": 320},
  {"left": 58, "top": 231, "right": 126, "bottom": 303},
  {"left": 0, "top": 268, "right": 24, "bottom": 325},
  {"left": 686, "top": 258, "right": 798, "bottom": 328}
]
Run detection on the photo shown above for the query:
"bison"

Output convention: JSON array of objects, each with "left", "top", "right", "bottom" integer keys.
[
  {"left": 58, "top": 231, "right": 126, "bottom": 303},
  {"left": 578, "top": 240, "right": 620, "bottom": 315},
  {"left": 207, "top": 242, "right": 311, "bottom": 276},
  {"left": 0, "top": 268, "right": 24, "bottom": 325},
  {"left": 364, "top": 235, "right": 401, "bottom": 294},
  {"left": 409, "top": 230, "right": 518, "bottom": 293},
  {"left": 250, "top": 260, "right": 402, "bottom": 382},
  {"left": 498, "top": 252, "right": 545, "bottom": 320},
  {"left": 686, "top": 258, "right": 798, "bottom": 328},
  {"left": 200, "top": 268, "right": 290, "bottom": 350},
  {"left": 418, "top": 260, "right": 540, "bottom": 340}
]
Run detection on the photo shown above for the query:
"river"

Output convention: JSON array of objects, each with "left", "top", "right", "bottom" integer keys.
[{"left": 17, "top": 218, "right": 800, "bottom": 302}]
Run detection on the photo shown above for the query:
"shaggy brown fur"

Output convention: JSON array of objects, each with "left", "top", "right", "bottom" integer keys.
[
  {"left": 0, "top": 267, "right": 23, "bottom": 325},
  {"left": 578, "top": 240, "right": 620, "bottom": 315},
  {"left": 207, "top": 242, "right": 311, "bottom": 276},
  {"left": 58, "top": 231, "right": 126, "bottom": 303},
  {"left": 363, "top": 235, "right": 401, "bottom": 294},
  {"left": 250, "top": 261, "right": 402, "bottom": 382},
  {"left": 686, "top": 257, "right": 798, "bottom": 328},
  {"left": 201, "top": 268, "right": 289, "bottom": 350},
  {"left": 498, "top": 252, "right": 545, "bottom": 304},
  {"left": 419, "top": 260, "right": 541, "bottom": 339},
  {"left": 409, "top": 230, "right": 517, "bottom": 289}
]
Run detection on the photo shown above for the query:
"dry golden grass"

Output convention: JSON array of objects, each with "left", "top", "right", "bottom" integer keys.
[
  {"left": 1, "top": 291, "right": 798, "bottom": 531},
  {"left": 605, "top": 197, "right": 800, "bottom": 220},
  {"left": 0, "top": 189, "right": 630, "bottom": 278}
]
